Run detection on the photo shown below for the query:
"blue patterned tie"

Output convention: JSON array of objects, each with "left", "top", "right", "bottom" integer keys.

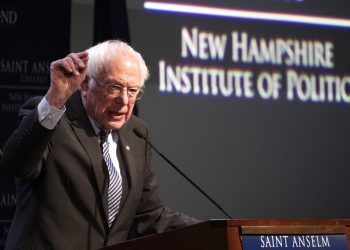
[{"left": 100, "top": 130, "right": 122, "bottom": 227}]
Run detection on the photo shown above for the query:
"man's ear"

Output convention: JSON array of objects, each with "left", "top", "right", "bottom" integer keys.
[
  {"left": 80, "top": 77, "right": 90, "bottom": 99},
  {"left": 81, "top": 77, "right": 89, "bottom": 93}
]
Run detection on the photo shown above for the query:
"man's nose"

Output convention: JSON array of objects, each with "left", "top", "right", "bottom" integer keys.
[{"left": 116, "top": 90, "right": 129, "bottom": 105}]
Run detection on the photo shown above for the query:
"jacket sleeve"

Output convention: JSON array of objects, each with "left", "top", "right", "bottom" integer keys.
[{"left": 0, "top": 96, "right": 55, "bottom": 181}]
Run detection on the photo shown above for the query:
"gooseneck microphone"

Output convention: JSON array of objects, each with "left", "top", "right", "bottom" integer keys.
[{"left": 133, "top": 128, "right": 233, "bottom": 219}]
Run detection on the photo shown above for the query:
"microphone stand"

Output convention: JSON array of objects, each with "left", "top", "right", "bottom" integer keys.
[{"left": 134, "top": 129, "right": 233, "bottom": 219}]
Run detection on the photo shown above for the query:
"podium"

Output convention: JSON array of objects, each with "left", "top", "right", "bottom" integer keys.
[{"left": 100, "top": 219, "right": 350, "bottom": 250}]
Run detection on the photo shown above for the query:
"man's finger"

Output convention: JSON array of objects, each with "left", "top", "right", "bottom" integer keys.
[{"left": 69, "top": 52, "right": 88, "bottom": 69}]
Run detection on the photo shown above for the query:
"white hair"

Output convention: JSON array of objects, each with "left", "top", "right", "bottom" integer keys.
[{"left": 86, "top": 40, "right": 149, "bottom": 88}]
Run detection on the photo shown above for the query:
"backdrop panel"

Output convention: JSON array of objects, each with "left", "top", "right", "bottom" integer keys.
[
  {"left": 0, "top": 0, "right": 70, "bottom": 248},
  {"left": 126, "top": 0, "right": 350, "bottom": 220}
]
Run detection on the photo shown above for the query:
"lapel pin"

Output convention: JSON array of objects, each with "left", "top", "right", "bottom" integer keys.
[{"left": 125, "top": 145, "right": 130, "bottom": 151}]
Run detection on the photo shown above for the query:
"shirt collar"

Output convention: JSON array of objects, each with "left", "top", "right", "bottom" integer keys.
[{"left": 88, "top": 116, "right": 119, "bottom": 143}]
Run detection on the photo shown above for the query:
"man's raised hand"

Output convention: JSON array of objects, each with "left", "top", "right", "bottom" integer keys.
[{"left": 46, "top": 52, "right": 89, "bottom": 109}]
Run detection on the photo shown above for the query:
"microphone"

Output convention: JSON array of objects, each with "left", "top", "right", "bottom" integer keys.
[{"left": 133, "top": 128, "right": 233, "bottom": 219}]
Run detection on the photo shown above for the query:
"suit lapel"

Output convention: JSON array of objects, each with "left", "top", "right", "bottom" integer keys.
[
  {"left": 117, "top": 127, "right": 135, "bottom": 208},
  {"left": 66, "top": 91, "right": 109, "bottom": 227},
  {"left": 108, "top": 120, "right": 141, "bottom": 231}
]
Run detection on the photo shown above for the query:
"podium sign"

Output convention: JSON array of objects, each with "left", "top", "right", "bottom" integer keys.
[{"left": 242, "top": 235, "right": 348, "bottom": 250}]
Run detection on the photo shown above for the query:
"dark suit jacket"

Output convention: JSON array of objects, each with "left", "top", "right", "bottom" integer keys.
[{"left": 1, "top": 91, "right": 198, "bottom": 250}]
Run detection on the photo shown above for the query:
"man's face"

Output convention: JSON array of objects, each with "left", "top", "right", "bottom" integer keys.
[{"left": 82, "top": 53, "right": 142, "bottom": 130}]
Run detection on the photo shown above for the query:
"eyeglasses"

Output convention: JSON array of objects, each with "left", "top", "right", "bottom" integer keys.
[{"left": 90, "top": 75, "right": 144, "bottom": 100}]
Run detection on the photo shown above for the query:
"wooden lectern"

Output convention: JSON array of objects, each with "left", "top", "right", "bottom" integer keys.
[{"left": 99, "top": 219, "right": 350, "bottom": 250}]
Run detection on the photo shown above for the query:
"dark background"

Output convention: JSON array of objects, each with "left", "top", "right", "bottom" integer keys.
[{"left": 0, "top": 0, "right": 71, "bottom": 248}]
